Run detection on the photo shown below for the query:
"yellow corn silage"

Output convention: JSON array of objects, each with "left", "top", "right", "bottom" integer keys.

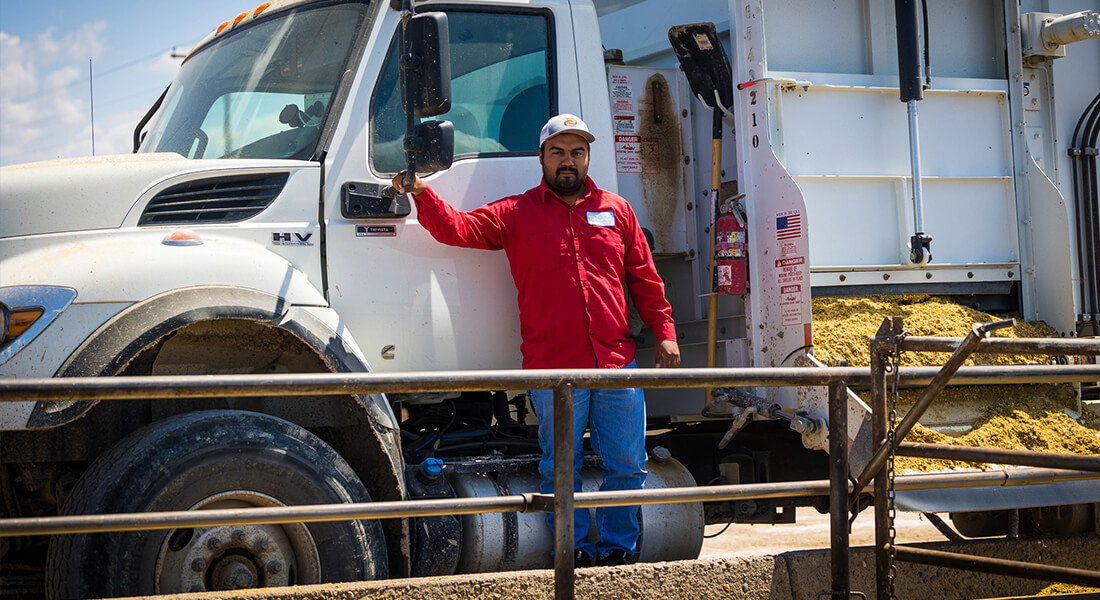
[{"left": 811, "top": 296, "right": 1099, "bottom": 472}]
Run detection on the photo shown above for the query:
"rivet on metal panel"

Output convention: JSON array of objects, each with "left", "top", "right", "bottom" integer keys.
[
  {"left": 968, "top": 272, "right": 974, "bottom": 279},
  {"left": 883, "top": 274, "right": 890, "bottom": 280},
  {"left": 1008, "top": 271, "right": 1015, "bottom": 278},
  {"left": 925, "top": 273, "right": 933, "bottom": 279},
  {"left": 839, "top": 275, "right": 846, "bottom": 282},
  {"left": 687, "top": 202, "right": 694, "bottom": 211}
]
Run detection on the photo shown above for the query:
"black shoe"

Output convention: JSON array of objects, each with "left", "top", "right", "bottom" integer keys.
[
  {"left": 596, "top": 549, "right": 636, "bottom": 567},
  {"left": 574, "top": 550, "right": 594, "bottom": 568}
]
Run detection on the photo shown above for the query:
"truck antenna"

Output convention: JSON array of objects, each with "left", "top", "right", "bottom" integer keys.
[{"left": 89, "top": 59, "right": 95, "bottom": 156}]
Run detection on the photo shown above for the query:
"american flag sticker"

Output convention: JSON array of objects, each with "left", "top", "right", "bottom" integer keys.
[{"left": 776, "top": 211, "right": 802, "bottom": 241}]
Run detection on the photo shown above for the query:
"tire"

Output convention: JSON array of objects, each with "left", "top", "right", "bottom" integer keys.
[{"left": 46, "top": 410, "right": 387, "bottom": 599}]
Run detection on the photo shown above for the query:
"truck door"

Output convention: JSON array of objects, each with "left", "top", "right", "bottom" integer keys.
[{"left": 324, "top": 4, "right": 575, "bottom": 372}]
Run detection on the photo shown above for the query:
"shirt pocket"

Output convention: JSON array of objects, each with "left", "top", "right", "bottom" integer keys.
[{"left": 584, "top": 225, "right": 625, "bottom": 268}]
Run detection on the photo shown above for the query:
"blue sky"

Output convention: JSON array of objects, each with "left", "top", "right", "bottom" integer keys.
[{"left": 0, "top": 0, "right": 263, "bottom": 166}]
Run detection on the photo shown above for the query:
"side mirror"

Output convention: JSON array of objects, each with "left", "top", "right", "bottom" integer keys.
[
  {"left": 404, "top": 120, "right": 454, "bottom": 172},
  {"left": 402, "top": 12, "right": 451, "bottom": 118}
]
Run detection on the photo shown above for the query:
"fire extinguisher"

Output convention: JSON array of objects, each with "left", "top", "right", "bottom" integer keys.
[{"left": 715, "top": 197, "right": 747, "bottom": 295}]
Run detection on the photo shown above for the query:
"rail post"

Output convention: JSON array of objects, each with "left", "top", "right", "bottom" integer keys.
[
  {"left": 828, "top": 381, "right": 851, "bottom": 598},
  {"left": 553, "top": 382, "right": 576, "bottom": 600}
]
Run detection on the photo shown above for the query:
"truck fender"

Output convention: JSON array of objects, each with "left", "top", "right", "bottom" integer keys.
[{"left": 28, "top": 285, "right": 398, "bottom": 433}]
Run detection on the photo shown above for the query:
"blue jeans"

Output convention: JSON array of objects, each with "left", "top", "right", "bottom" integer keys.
[{"left": 528, "top": 363, "right": 647, "bottom": 558}]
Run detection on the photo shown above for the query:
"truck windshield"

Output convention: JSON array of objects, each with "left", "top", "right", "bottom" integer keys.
[{"left": 139, "top": 3, "right": 367, "bottom": 160}]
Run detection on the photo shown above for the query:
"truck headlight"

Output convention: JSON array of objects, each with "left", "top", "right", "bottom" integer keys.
[{"left": 0, "top": 286, "right": 77, "bottom": 362}]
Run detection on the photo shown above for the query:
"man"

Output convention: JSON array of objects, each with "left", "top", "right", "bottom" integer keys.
[{"left": 393, "top": 113, "right": 679, "bottom": 567}]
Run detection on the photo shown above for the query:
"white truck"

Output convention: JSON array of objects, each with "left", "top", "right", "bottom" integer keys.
[{"left": 1, "top": 0, "right": 1097, "bottom": 596}]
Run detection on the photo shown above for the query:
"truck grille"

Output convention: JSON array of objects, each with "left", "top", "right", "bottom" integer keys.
[{"left": 138, "top": 173, "right": 289, "bottom": 226}]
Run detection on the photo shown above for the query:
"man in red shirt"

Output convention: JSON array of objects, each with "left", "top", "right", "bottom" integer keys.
[{"left": 393, "top": 113, "right": 679, "bottom": 567}]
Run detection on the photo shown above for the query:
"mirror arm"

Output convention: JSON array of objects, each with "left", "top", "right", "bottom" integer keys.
[{"left": 401, "top": 0, "right": 417, "bottom": 186}]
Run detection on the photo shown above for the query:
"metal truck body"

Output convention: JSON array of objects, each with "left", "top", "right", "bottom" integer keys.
[{"left": 1, "top": 0, "right": 1097, "bottom": 596}]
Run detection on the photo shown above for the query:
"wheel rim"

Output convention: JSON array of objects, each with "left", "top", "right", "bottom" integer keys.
[{"left": 154, "top": 491, "right": 322, "bottom": 593}]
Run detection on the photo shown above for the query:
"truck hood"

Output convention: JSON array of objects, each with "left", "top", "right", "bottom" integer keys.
[{"left": 0, "top": 153, "right": 290, "bottom": 239}]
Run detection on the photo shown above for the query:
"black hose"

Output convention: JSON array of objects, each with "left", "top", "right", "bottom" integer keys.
[
  {"left": 1069, "top": 92, "right": 1100, "bottom": 329},
  {"left": 1085, "top": 97, "right": 1100, "bottom": 324}
]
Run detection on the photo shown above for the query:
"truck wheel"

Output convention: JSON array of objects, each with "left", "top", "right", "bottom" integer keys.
[{"left": 46, "top": 410, "right": 387, "bottom": 599}]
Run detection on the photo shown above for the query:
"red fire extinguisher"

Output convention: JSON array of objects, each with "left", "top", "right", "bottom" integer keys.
[{"left": 715, "top": 198, "right": 748, "bottom": 295}]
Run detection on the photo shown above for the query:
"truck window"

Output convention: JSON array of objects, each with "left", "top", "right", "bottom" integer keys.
[
  {"left": 139, "top": 3, "right": 367, "bottom": 160},
  {"left": 371, "top": 10, "right": 552, "bottom": 174}
]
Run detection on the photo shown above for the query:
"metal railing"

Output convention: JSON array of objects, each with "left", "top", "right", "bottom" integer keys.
[
  {"left": 855, "top": 319, "right": 1100, "bottom": 599},
  {"left": 1, "top": 330, "right": 1099, "bottom": 599}
]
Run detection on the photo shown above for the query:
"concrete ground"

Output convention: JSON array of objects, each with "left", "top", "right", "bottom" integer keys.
[{"left": 700, "top": 507, "right": 946, "bottom": 558}]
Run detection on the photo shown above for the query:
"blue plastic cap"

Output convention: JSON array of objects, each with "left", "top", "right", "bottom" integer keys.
[{"left": 422, "top": 457, "right": 445, "bottom": 477}]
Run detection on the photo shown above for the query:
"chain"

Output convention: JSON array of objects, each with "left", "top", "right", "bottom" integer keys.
[{"left": 884, "top": 331, "right": 906, "bottom": 600}]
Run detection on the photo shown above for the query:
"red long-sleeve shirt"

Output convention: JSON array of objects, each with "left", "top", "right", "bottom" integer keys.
[{"left": 413, "top": 177, "right": 676, "bottom": 369}]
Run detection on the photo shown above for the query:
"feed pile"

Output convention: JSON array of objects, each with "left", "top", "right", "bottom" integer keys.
[
  {"left": 811, "top": 296, "right": 1099, "bottom": 472},
  {"left": 811, "top": 295, "right": 1057, "bottom": 367}
]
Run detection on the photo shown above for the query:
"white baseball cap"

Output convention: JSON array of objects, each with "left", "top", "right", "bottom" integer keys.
[{"left": 539, "top": 114, "right": 595, "bottom": 148}]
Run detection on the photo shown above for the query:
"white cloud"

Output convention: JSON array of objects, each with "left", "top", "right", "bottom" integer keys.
[{"left": 0, "top": 21, "right": 109, "bottom": 166}]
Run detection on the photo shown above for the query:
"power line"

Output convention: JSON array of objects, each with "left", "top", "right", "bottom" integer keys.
[{"left": 5, "top": 45, "right": 185, "bottom": 104}]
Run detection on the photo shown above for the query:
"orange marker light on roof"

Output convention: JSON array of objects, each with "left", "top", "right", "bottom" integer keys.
[
  {"left": 216, "top": 21, "right": 230, "bottom": 34},
  {"left": 254, "top": 2, "right": 272, "bottom": 16},
  {"left": 234, "top": 11, "right": 249, "bottom": 25}
]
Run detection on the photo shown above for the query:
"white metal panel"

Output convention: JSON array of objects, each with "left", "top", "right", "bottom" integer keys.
[
  {"left": 606, "top": 65, "right": 694, "bottom": 255},
  {"left": 920, "top": 178, "right": 1018, "bottom": 265},
  {"left": 763, "top": 0, "right": 870, "bottom": 75},
  {"left": 798, "top": 178, "right": 900, "bottom": 266},
  {"left": 773, "top": 78, "right": 1019, "bottom": 274}
]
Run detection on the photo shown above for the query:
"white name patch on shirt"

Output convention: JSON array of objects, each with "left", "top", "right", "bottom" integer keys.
[{"left": 586, "top": 211, "right": 616, "bottom": 227}]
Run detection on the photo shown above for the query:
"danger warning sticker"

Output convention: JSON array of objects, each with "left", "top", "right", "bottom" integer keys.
[{"left": 615, "top": 135, "right": 642, "bottom": 173}]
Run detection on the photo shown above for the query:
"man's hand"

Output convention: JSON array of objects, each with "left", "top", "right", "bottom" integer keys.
[
  {"left": 392, "top": 171, "right": 426, "bottom": 196},
  {"left": 655, "top": 339, "right": 680, "bottom": 368}
]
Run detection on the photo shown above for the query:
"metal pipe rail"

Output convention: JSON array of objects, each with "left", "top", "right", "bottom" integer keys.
[
  {"left": 894, "top": 546, "right": 1100, "bottom": 588},
  {"left": 897, "top": 442, "right": 1100, "bottom": 472},
  {"left": 3, "top": 364, "right": 1100, "bottom": 402},
  {"left": 1, "top": 468, "right": 1094, "bottom": 538}
]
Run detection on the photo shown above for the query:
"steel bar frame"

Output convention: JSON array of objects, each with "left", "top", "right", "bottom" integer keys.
[{"left": 855, "top": 319, "right": 1100, "bottom": 599}]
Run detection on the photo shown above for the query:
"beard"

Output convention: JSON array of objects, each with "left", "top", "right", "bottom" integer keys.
[{"left": 544, "top": 164, "right": 586, "bottom": 197}]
